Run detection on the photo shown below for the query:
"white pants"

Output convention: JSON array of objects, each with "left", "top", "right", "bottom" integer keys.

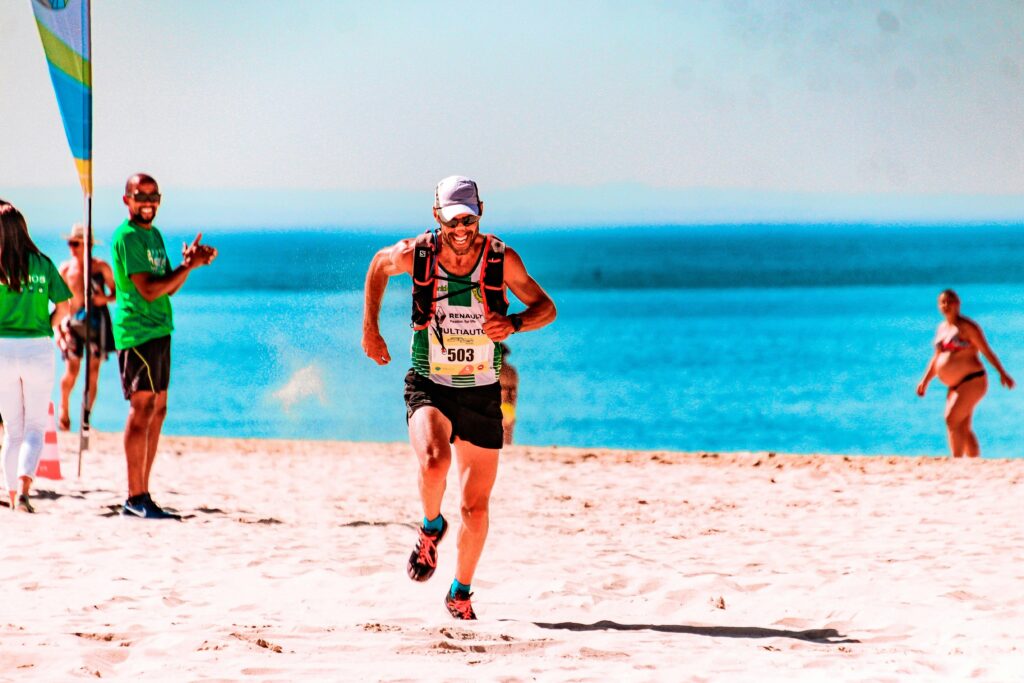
[{"left": 0, "top": 338, "right": 55, "bottom": 492}]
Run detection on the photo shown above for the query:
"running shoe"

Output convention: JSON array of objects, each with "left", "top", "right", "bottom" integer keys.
[
  {"left": 444, "top": 590, "right": 477, "bottom": 620},
  {"left": 145, "top": 494, "right": 182, "bottom": 520},
  {"left": 122, "top": 494, "right": 181, "bottom": 520},
  {"left": 16, "top": 494, "right": 35, "bottom": 514},
  {"left": 407, "top": 515, "right": 447, "bottom": 582}
]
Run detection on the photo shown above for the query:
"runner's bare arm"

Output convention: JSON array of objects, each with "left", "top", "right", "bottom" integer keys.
[
  {"left": 362, "top": 240, "right": 415, "bottom": 365},
  {"left": 481, "top": 246, "right": 556, "bottom": 342}
]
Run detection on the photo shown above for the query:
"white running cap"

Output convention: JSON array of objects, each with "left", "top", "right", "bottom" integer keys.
[{"left": 434, "top": 176, "right": 481, "bottom": 221}]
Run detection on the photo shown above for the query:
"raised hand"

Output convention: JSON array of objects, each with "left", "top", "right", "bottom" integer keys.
[{"left": 182, "top": 233, "right": 217, "bottom": 268}]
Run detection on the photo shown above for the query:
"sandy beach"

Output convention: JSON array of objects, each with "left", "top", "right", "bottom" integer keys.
[{"left": 2, "top": 432, "right": 1022, "bottom": 681}]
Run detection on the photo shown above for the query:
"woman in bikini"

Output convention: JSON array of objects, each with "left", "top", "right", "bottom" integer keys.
[{"left": 916, "top": 289, "right": 1014, "bottom": 457}]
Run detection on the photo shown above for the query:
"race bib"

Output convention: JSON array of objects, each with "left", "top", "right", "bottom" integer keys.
[{"left": 428, "top": 330, "right": 494, "bottom": 376}]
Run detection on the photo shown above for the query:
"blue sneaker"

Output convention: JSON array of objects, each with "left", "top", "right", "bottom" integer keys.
[{"left": 122, "top": 493, "right": 181, "bottom": 520}]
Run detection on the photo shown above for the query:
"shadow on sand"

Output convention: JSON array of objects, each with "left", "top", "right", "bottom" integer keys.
[
  {"left": 532, "top": 620, "right": 859, "bottom": 644},
  {"left": 32, "top": 488, "right": 88, "bottom": 501},
  {"left": 340, "top": 520, "right": 417, "bottom": 529}
]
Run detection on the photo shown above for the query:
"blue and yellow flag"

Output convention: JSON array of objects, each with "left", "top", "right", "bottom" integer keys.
[{"left": 31, "top": 0, "right": 92, "bottom": 194}]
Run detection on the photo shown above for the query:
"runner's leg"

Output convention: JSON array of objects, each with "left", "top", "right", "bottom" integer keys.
[
  {"left": 409, "top": 406, "right": 453, "bottom": 519},
  {"left": 452, "top": 438, "right": 499, "bottom": 586}
]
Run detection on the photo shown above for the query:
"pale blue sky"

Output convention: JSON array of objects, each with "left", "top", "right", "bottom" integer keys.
[{"left": 1, "top": 1, "right": 1022, "bottom": 227}]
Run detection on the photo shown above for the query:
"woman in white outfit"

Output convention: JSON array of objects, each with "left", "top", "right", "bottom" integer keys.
[{"left": 0, "top": 201, "right": 72, "bottom": 512}]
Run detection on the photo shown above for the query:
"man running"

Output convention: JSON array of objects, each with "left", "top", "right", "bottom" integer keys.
[
  {"left": 111, "top": 173, "right": 217, "bottom": 519},
  {"left": 362, "top": 175, "right": 556, "bottom": 619}
]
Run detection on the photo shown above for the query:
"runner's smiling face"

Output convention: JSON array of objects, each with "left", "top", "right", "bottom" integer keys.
[
  {"left": 124, "top": 180, "right": 161, "bottom": 226},
  {"left": 436, "top": 210, "right": 481, "bottom": 257}
]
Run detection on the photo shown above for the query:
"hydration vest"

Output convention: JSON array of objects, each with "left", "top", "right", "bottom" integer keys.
[{"left": 411, "top": 229, "right": 509, "bottom": 330}]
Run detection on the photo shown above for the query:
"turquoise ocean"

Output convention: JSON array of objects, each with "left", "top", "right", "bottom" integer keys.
[{"left": 35, "top": 224, "right": 1024, "bottom": 458}]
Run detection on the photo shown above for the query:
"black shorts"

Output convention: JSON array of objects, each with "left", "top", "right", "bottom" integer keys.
[
  {"left": 404, "top": 369, "right": 503, "bottom": 450},
  {"left": 63, "top": 307, "right": 115, "bottom": 361},
  {"left": 117, "top": 335, "right": 171, "bottom": 398}
]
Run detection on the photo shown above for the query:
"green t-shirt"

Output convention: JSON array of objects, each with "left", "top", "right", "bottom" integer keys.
[
  {"left": 0, "top": 252, "right": 73, "bottom": 338},
  {"left": 111, "top": 219, "right": 174, "bottom": 349}
]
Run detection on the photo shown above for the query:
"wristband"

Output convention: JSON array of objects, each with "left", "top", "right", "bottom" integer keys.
[{"left": 509, "top": 313, "right": 524, "bottom": 333}]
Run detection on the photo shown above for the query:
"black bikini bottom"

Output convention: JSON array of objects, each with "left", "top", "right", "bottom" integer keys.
[{"left": 952, "top": 370, "right": 986, "bottom": 391}]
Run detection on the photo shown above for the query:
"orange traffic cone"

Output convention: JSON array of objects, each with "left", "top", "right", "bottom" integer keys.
[{"left": 36, "top": 402, "right": 62, "bottom": 480}]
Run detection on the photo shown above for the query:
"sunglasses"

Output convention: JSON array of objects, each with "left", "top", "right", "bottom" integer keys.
[
  {"left": 439, "top": 215, "right": 480, "bottom": 228},
  {"left": 131, "top": 192, "right": 161, "bottom": 202},
  {"left": 67, "top": 240, "right": 82, "bottom": 247}
]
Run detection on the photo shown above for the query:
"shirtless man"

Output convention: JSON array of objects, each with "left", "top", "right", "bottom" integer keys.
[
  {"left": 917, "top": 289, "right": 1014, "bottom": 457},
  {"left": 362, "top": 176, "right": 555, "bottom": 619},
  {"left": 57, "top": 224, "right": 116, "bottom": 431}
]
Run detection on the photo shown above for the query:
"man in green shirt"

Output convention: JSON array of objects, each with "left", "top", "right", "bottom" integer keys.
[{"left": 111, "top": 173, "right": 216, "bottom": 519}]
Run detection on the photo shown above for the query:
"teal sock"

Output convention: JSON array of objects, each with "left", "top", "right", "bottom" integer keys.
[
  {"left": 449, "top": 579, "right": 471, "bottom": 597},
  {"left": 422, "top": 514, "right": 444, "bottom": 533}
]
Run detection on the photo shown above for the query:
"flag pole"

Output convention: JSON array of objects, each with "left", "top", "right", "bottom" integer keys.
[
  {"left": 78, "top": 191, "right": 92, "bottom": 476},
  {"left": 77, "top": 0, "right": 93, "bottom": 476}
]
